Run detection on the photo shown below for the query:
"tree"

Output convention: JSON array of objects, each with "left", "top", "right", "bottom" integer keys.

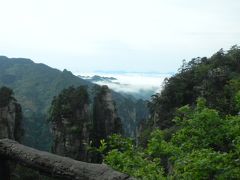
[{"left": 100, "top": 97, "right": 240, "bottom": 179}]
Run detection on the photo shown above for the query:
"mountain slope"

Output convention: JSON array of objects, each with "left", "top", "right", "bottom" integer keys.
[
  {"left": 0, "top": 56, "right": 94, "bottom": 150},
  {"left": 0, "top": 56, "right": 148, "bottom": 150},
  {"left": 0, "top": 56, "right": 91, "bottom": 113},
  {"left": 148, "top": 46, "right": 240, "bottom": 130}
]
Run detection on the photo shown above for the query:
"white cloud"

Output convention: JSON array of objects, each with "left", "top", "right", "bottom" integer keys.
[{"left": 80, "top": 72, "right": 171, "bottom": 94}]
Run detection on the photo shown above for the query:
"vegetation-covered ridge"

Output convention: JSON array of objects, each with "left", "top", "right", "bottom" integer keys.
[
  {"left": 1, "top": 45, "right": 240, "bottom": 179},
  {"left": 100, "top": 97, "right": 240, "bottom": 179},
  {"left": 148, "top": 45, "right": 240, "bottom": 129},
  {"left": 97, "top": 46, "right": 240, "bottom": 179}
]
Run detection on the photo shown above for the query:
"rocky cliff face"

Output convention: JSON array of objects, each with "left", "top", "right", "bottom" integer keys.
[
  {"left": 0, "top": 101, "right": 22, "bottom": 141},
  {"left": 51, "top": 86, "right": 91, "bottom": 161},
  {"left": 0, "top": 87, "right": 23, "bottom": 179},
  {"left": 51, "top": 103, "right": 90, "bottom": 161},
  {"left": 112, "top": 96, "right": 149, "bottom": 137},
  {"left": 92, "top": 85, "right": 122, "bottom": 147},
  {"left": 0, "top": 87, "right": 23, "bottom": 141},
  {"left": 50, "top": 86, "right": 122, "bottom": 162}
]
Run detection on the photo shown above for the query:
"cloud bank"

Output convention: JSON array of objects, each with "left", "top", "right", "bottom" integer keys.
[{"left": 80, "top": 72, "right": 172, "bottom": 99}]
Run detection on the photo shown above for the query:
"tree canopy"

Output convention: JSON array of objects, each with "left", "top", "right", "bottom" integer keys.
[
  {"left": 148, "top": 45, "right": 240, "bottom": 129},
  {"left": 100, "top": 97, "right": 240, "bottom": 179}
]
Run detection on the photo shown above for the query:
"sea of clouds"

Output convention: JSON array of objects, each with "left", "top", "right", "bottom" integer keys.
[{"left": 80, "top": 71, "right": 173, "bottom": 98}]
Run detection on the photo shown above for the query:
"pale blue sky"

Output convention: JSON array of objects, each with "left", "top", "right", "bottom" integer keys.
[{"left": 0, "top": 0, "right": 240, "bottom": 73}]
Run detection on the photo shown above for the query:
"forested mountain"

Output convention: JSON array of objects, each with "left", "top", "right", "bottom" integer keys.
[
  {"left": 1, "top": 46, "right": 240, "bottom": 179},
  {"left": 97, "top": 46, "right": 240, "bottom": 179},
  {"left": 0, "top": 56, "right": 92, "bottom": 150},
  {"left": 0, "top": 56, "right": 148, "bottom": 150},
  {"left": 148, "top": 45, "right": 240, "bottom": 130}
]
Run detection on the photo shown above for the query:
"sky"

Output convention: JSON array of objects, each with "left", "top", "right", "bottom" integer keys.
[{"left": 0, "top": 0, "right": 240, "bottom": 74}]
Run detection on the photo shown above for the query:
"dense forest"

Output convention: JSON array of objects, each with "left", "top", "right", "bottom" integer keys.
[
  {"left": 148, "top": 45, "right": 240, "bottom": 130},
  {"left": 98, "top": 46, "right": 240, "bottom": 179},
  {"left": 0, "top": 46, "right": 240, "bottom": 179}
]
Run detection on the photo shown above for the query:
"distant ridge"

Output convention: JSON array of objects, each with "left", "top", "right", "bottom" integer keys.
[{"left": 0, "top": 56, "right": 149, "bottom": 150}]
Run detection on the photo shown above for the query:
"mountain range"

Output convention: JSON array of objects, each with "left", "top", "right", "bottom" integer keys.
[{"left": 0, "top": 56, "right": 149, "bottom": 150}]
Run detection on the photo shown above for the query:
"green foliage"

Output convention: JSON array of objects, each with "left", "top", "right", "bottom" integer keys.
[
  {"left": 141, "top": 46, "right": 240, "bottom": 178},
  {"left": 149, "top": 46, "right": 240, "bottom": 129},
  {"left": 49, "top": 86, "right": 89, "bottom": 124},
  {"left": 100, "top": 98, "right": 240, "bottom": 179},
  {"left": 172, "top": 100, "right": 226, "bottom": 152},
  {"left": 235, "top": 91, "right": 240, "bottom": 109},
  {"left": 172, "top": 149, "right": 239, "bottom": 179},
  {"left": 105, "top": 134, "right": 133, "bottom": 152},
  {"left": 102, "top": 134, "right": 165, "bottom": 179}
]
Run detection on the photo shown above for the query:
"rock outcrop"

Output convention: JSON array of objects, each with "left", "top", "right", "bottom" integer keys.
[
  {"left": 92, "top": 86, "right": 122, "bottom": 148},
  {"left": 0, "top": 139, "right": 135, "bottom": 180},
  {"left": 51, "top": 86, "right": 91, "bottom": 161},
  {"left": 0, "top": 86, "right": 23, "bottom": 141},
  {"left": 115, "top": 98, "right": 149, "bottom": 137},
  {"left": 50, "top": 86, "right": 123, "bottom": 163},
  {"left": 0, "top": 86, "right": 23, "bottom": 179},
  {"left": 0, "top": 99, "right": 23, "bottom": 141},
  {"left": 51, "top": 103, "right": 90, "bottom": 161}
]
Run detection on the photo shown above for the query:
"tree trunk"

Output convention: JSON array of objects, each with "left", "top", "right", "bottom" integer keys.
[{"left": 0, "top": 139, "right": 134, "bottom": 180}]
